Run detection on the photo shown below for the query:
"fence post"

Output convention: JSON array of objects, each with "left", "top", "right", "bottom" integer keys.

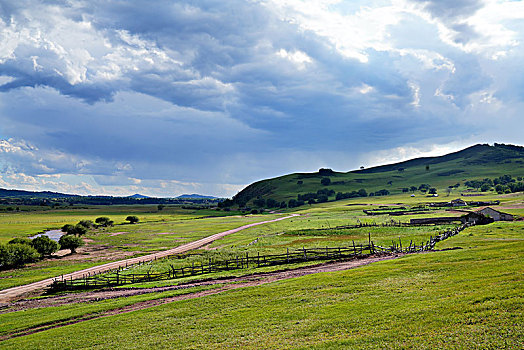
[
  {"left": 287, "top": 248, "right": 289, "bottom": 263},
  {"left": 399, "top": 237, "right": 402, "bottom": 252},
  {"left": 353, "top": 240, "right": 356, "bottom": 255},
  {"left": 246, "top": 252, "right": 249, "bottom": 268},
  {"left": 257, "top": 252, "right": 260, "bottom": 267}
]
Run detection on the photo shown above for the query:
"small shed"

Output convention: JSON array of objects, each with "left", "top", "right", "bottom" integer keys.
[{"left": 476, "top": 207, "right": 514, "bottom": 221}]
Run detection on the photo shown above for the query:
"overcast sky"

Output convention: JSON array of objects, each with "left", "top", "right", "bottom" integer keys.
[{"left": 1, "top": 0, "right": 523, "bottom": 197}]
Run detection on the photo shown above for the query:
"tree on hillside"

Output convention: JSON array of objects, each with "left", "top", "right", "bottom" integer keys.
[
  {"left": 31, "top": 236, "right": 59, "bottom": 257},
  {"left": 428, "top": 188, "right": 437, "bottom": 195},
  {"left": 59, "top": 235, "right": 84, "bottom": 254},
  {"left": 157, "top": 204, "right": 165, "bottom": 211},
  {"left": 125, "top": 215, "right": 140, "bottom": 224},
  {"left": 321, "top": 177, "right": 331, "bottom": 186},
  {"left": 410, "top": 186, "right": 417, "bottom": 193}
]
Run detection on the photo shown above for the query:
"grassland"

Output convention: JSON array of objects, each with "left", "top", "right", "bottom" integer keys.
[
  {"left": 1, "top": 217, "right": 521, "bottom": 349},
  {"left": 0, "top": 207, "right": 282, "bottom": 290},
  {"left": 0, "top": 187, "right": 522, "bottom": 348}
]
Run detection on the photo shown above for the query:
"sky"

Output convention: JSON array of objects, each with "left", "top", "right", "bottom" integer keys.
[{"left": 0, "top": 0, "right": 523, "bottom": 198}]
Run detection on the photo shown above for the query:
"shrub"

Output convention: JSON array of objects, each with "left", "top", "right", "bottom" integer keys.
[
  {"left": 31, "top": 236, "right": 60, "bottom": 256},
  {"left": 321, "top": 177, "right": 331, "bottom": 186},
  {"left": 125, "top": 215, "right": 140, "bottom": 224},
  {"left": 95, "top": 217, "right": 113, "bottom": 227},
  {"left": 77, "top": 220, "right": 94, "bottom": 229},
  {"left": 0, "top": 243, "right": 40, "bottom": 269},
  {"left": 61, "top": 224, "right": 75, "bottom": 233},
  {"left": 59, "top": 235, "right": 84, "bottom": 254},
  {"left": 8, "top": 237, "right": 32, "bottom": 245}
]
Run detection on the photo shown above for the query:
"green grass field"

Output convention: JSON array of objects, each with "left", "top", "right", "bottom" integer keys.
[
  {"left": 0, "top": 188, "right": 522, "bottom": 348},
  {"left": 1, "top": 219, "right": 521, "bottom": 349}
]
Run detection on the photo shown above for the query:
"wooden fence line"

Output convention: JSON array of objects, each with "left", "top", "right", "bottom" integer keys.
[{"left": 49, "top": 223, "right": 470, "bottom": 292}]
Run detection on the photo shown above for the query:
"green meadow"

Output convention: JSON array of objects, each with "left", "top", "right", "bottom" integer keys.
[
  {"left": 1, "top": 215, "right": 522, "bottom": 349},
  {"left": 0, "top": 188, "right": 522, "bottom": 348}
]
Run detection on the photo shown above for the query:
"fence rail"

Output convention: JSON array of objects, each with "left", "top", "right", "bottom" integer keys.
[{"left": 48, "top": 223, "right": 470, "bottom": 292}]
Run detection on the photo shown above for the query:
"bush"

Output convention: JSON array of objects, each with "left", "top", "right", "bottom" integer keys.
[
  {"left": 8, "top": 237, "right": 32, "bottom": 245},
  {"left": 95, "top": 217, "right": 113, "bottom": 227},
  {"left": 61, "top": 224, "right": 75, "bottom": 233},
  {"left": 59, "top": 235, "right": 84, "bottom": 254},
  {"left": 31, "top": 236, "right": 60, "bottom": 256},
  {"left": 77, "top": 220, "right": 94, "bottom": 229},
  {"left": 0, "top": 243, "right": 40, "bottom": 269},
  {"left": 321, "top": 177, "right": 331, "bottom": 186},
  {"left": 125, "top": 215, "right": 140, "bottom": 224}
]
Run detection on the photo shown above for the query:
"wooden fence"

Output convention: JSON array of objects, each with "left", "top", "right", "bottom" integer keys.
[{"left": 48, "top": 224, "right": 470, "bottom": 292}]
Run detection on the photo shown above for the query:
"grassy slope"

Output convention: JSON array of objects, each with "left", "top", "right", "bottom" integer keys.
[
  {"left": 234, "top": 144, "right": 524, "bottom": 205},
  {"left": 1, "top": 220, "right": 522, "bottom": 349}
]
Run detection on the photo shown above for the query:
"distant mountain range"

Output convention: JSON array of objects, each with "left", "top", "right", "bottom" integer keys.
[
  {"left": 127, "top": 194, "right": 151, "bottom": 199},
  {"left": 175, "top": 194, "right": 218, "bottom": 199}
]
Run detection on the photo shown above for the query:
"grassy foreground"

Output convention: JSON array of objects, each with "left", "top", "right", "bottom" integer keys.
[{"left": 1, "top": 221, "right": 522, "bottom": 349}]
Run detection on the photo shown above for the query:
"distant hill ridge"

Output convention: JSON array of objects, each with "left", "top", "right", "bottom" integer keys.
[
  {"left": 175, "top": 194, "right": 218, "bottom": 199},
  {"left": 227, "top": 143, "right": 524, "bottom": 207}
]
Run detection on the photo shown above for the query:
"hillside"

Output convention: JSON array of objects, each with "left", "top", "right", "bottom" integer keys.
[{"left": 228, "top": 143, "right": 524, "bottom": 207}]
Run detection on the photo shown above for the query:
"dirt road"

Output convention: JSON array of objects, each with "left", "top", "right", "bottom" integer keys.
[{"left": 0, "top": 214, "right": 299, "bottom": 302}]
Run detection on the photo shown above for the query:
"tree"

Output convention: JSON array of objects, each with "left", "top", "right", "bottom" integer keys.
[
  {"left": 321, "top": 177, "right": 331, "bottom": 186},
  {"left": 157, "top": 204, "right": 165, "bottom": 211},
  {"left": 77, "top": 220, "right": 94, "bottom": 229},
  {"left": 296, "top": 180, "right": 303, "bottom": 185},
  {"left": 428, "top": 188, "right": 437, "bottom": 195},
  {"left": 266, "top": 198, "right": 278, "bottom": 208},
  {"left": 61, "top": 224, "right": 75, "bottom": 233},
  {"left": 125, "top": 215, "right": 140, "bottom": 224},
  {"left": 410, "top": 186, "right": 417, "bottom": 193},
  {"left": 481, "top": 184, "right": 491, "bottom": 192},
  {"left": 317, "top": 195, "right": 328, "bottom": 203},
  {"left": 0, "top": 243, "right": 40, "bottom": 268},
  {"left": 358, "top": 189, "right": 368, "bottom": 197},
  {"left": 59, "top": 235, "right": 84, "bottom": 254},
  {"left": 95, "top": 217, "right": 113, "bottom": 227},
  {"left": 73, "top": 224, "right": 88, "bottom": 236},
  {"left": 425, "top": 165, "right": 430, "bottom": 171},
  {"left": 31, "top": 236, "right": 59, "bottom": 256},
  {"left": 308, "top": 198, "right": 316, "bottom": 205}
]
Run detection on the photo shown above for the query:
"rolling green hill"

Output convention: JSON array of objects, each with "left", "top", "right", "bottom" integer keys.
[{"left": 228, "top": 143, "right": 524, "bottom": 207}]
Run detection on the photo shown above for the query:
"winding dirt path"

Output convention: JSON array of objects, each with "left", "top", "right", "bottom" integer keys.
[
  {"left": 0, "top": 214, "right": 299, "bottom": 303},
  {"left": 0, "top": 253, "right": 401, "bottom": 340}
]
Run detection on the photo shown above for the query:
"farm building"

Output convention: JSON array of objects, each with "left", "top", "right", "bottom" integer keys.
[
  {"left": 461, "top": 212, "right": 493, "bottom": 225},
  {"left": 450, "top": 198, "right": 467, "bottom": 207},
  {"left": 476, "top": 207, "right": 514, "bottom": 221}
]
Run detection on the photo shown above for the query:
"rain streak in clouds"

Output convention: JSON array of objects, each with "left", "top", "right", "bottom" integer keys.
[{"left": 0, "top": 0, "right": 523, "bottom": 197}]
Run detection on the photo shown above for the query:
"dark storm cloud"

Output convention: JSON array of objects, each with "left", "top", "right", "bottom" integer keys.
[{"left": 0, "top": 0, "right": 522, "bottom": 196}]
